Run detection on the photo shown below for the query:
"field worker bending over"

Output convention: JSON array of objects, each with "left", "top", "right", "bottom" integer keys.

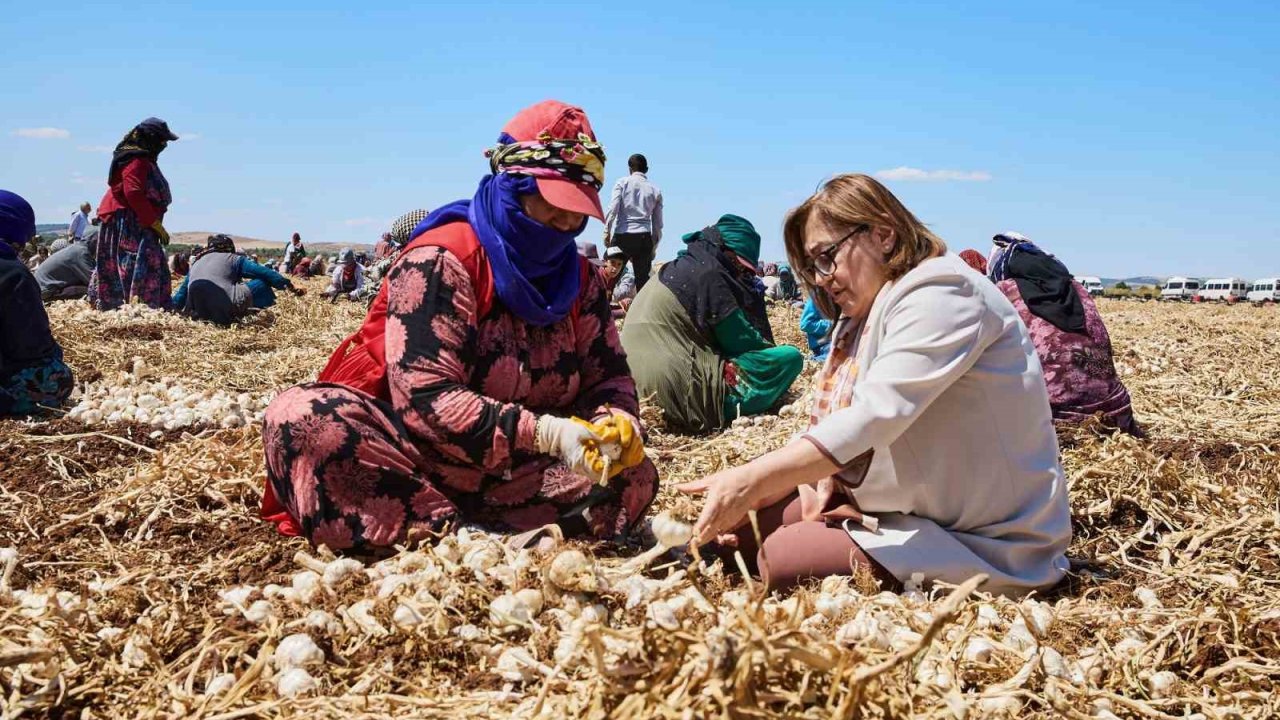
[
  {"left": 0, "top": 190, "right": 74, "bottom": 417},
  {"left": 172, "top": 234, "right": 305, "bottom": 325},
  {"left": 678, "top": 174, "right": 1071, "bottom": 598},
  {"left": 986, "top": 232, "right": 1139, "bottom": 436},
  {"left": 620, "top": 214, "right": 804, "bottom": 434},
  {"left": 322, "top": 248, "right": 365, "bottom": 302},
  {"left": 261, "top": 100, "right": 657, "bottom": 551},
  {"left": 35, "top": 233, "right": 96, "bottom": 301}
]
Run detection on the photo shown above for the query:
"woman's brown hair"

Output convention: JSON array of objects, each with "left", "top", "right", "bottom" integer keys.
[{"left": 784, "top": 173, "right": 947, "bottom": 319}]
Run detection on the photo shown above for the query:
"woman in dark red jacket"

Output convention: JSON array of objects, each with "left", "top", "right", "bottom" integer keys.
[{"left": 90, "top": 117, "right": 178, "bottom": 311}]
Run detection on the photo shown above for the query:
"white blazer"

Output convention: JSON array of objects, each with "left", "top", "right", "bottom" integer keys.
[{"left": 804, "top": 254, "right": 1071, "bottom": 597}]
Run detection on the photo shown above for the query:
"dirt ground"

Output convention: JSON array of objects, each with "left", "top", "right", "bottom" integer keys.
[{"left": 1, "top": 288, "right": 1277, "bottom": 719}]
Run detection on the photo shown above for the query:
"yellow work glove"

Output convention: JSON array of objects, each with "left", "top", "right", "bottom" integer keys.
[
  {"left": 150, "top": 220, "right": 171, "bottom": 246},
  {"left": 572, "top": 414, "right": 646, "bottom": 482}
]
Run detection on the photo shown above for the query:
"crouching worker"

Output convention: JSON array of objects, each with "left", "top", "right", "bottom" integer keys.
[
  {"left": 620, "top": 214, "right": 804, "bottom": 433},
  {"left": 35, "top": 233, "right": 96, "bottom": 301},
  {"left": 261, "top": 100, "right": 658, "bottom": 551},
  {"left": 987, "top": 232, "right": 1139, "bottom": 436},
  {"left": 1, "top": 190, "right": 74, "bottom": 416},
  {"left": 322, "top": 248, "right": 365, "bottom": 302},
  {"left": 172, "top": 234, "right": 305, "bottom": 326},
  {"left": 679, "top": 175, "right": 1071, "bottom": 598}
]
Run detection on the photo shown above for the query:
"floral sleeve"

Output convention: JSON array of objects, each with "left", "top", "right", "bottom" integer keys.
[
  {"left": 384, "top": 246, "right": 538, "bottom": 472},
  {"left": 572, "top": 266, "right": 642, "bottom": 423}
]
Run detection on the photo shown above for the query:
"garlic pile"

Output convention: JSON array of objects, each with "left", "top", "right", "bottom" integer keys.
[
  {"left": 66, "top": 356, "right": 270, "bottom": 430},
  {"left": 50, "top": 301, "right": 198, "bottom": 330}
]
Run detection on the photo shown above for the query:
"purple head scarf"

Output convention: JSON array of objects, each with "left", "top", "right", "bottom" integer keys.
[
  {"left": 410, "top": 134, "right": 585, "bottom": 326},
  {"left": 0, "top": 190, "right": 37, "bottom": 260}
]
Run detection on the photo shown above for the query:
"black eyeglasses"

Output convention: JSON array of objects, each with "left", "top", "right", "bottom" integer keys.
[{"left": 810, "top": 225, "right": 868, "bottom": 277}]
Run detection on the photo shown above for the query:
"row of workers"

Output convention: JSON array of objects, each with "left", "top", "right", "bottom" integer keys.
[{"left": 259, "top": 100, "right": 1134, "bottom": 597}]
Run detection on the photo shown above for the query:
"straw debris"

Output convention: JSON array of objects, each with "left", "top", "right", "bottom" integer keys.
[{"left": 2, "top": 289, "right": 1278, "bottom": 718}]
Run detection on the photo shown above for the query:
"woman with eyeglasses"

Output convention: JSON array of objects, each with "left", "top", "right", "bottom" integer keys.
[
  {"left": 620, "top": 214, "right": 805, "bottom": 434},
  {"left": 678, "top": 174, "right": 1071, "bottom": 598}
]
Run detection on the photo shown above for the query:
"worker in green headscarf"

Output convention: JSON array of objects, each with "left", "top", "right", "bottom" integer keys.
[{"left": 621, "top": 214, "right": 804, "bottom": 433}]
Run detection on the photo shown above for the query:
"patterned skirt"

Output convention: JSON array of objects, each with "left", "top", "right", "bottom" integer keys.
[
  {"left": 89, "top": 210, "right": 171, "bottom": 311},
  {"left": 262, "top": 383, "right": 659, "bottom": 552},
  {"left": 1, "top": 354, "right": 74, "bottom": 417}
]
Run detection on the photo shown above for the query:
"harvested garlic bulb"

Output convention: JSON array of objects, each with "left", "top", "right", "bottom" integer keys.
[
  {"left": 273, "top": 633, "right": 325, "bottom": 670},
  {"left": 323, "top": 558, "right": 365, "bottom": 589},
  {"left": 275, "top": 668, "right": 317, "bottom": 697},
  {"left": 489, "top": 593, "right": 538, "bottom": 631},
  {"left": 547, "top": 550, "right": 599, "bottom": 592},
  {"left": 1134, "top": 586, "right": 1162, "bottom": 609},
  {"left": 964, "top": 637, "right": 996, "bottom": 663},
  {"left": 1041, "top": 646, "right": 1069, "bottom": 680},
  {"left": 1147, "top": 670, "right": 1177, "bottom": 698},
  {"left": 494, "top": 647, "right": 551, "bottom": 683},
  {"left": 343, "top": 599, "right": 388, "bottom": 636},
  {"left": 303, "top": 610, "right": 342, "bottom": 636},
  {"left": 650, "top": 513, "right": 693, "bottom": 548},
  {"left": 205, "top": 673, "right": 236, "bottom": 696}
]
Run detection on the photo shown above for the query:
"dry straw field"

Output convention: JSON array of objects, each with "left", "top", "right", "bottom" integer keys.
[{"left": 2, "top": 282, "right": 1278, "bottom": 719}]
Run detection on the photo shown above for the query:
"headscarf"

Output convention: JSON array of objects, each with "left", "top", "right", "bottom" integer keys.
[
  {"left": 659, "top": 214, "right": 772, "bottom": 341},
  {"left": 988, "top": 232, "right": 1085, "bottom": 334},
  {"left": 959, "top": 249, "right": 988, "bottom": 275},
  {"left": 389, "top": 209, "right": 429, "bottom": 246},
  {"left": 109, "top": 118, "right": 177, "bottom": 183},
  {"left": 778, "top": 264, "right": 799, "bottom": 299},
  {"left": 190, "top": 234, "right": 237, "bottom": 267},
  {"left": 0, "top": 190, "right": 36, "bottom": 259},
  {"left": 762, "top": 262, "right": 779, "bottom": 277},
  {"left": 410, "top": 142, "right": 586, "bottom": 326}
]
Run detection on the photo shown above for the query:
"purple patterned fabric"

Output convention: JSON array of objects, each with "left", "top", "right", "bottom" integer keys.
[{"left": 998, "top": 279, "right": 1139, "bottom": 435}]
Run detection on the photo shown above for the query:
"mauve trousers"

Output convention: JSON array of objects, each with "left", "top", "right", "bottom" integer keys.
[{"left": 728, "top": 491, "right": 899, "bottom": 593}]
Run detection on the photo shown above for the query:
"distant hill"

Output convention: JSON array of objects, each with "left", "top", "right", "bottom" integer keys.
[
  {"left": 172, "top": 232, "right": 371, "bottom": 255},
  {"left": 1100, "top": 276, "right": 1164, "bottom": 287}
]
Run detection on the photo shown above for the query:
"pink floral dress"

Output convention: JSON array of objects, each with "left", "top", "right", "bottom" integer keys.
[
  {"left": 997, "top": 279, "right": 1138, "bottom": 435},
  {"left": 263, "top": 244, "right": 658, "bottom": 551}
]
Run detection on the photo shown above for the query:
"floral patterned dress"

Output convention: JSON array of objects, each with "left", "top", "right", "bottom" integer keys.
[
  {"left": 90, "top": 157, "right": 172, "bottom": 311},
  {"left": 263, "top": 242, "right": 659, "bottom": 551},
  {"left": 997, "top": 279, "right": 1138, "bottom": 434}
]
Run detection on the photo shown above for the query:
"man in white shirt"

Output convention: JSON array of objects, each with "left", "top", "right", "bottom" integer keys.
[
  {"left": 67, "top": 202, "right": 91, "bottom": 242},
  {"left": 603, "top": 154, "right": 663, "bottom": 289}
]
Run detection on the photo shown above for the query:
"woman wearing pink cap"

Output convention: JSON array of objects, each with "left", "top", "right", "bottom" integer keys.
[{"left": 261, "top": 101, "right": 657, "bottom": 552}]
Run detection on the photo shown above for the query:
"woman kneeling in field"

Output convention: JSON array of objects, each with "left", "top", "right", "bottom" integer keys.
[
  {"left": 261, "top": 101, "right": 657, "bottom": 552},
  {"left": 620, "top": 214, "right": 804, "bottom": 434},
  {"left": 680, "top": 174, "right": 1071, "bottom": 598},
  {"left": 986, "top": 232, "right": 1139, "bottom": 436}
]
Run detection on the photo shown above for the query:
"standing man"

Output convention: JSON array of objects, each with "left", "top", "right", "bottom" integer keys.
[
  {"left": 603, "top": 153, "right": 663, "bottom": 290},
  {"left": 68, "top": 202, "right": 91, "bottom": 242}
]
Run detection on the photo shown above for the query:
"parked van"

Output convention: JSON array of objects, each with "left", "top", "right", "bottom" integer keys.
[
  {"left": 1197, "top": 278, "right": 1250, "bottom": 302},
  {"left": 1247, "top": 278, "right": 1280, "bottom": 303},
  {"left": 1077, "top": 276, "right": 1105, "bottom": 296},
  {"left": 1160, "top": 277, "right": 1202, "bottom": 301}
]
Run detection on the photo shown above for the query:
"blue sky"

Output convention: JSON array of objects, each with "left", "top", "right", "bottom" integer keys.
[{"left": 2, "top": 1, "right": 1276, "bottom": 278}]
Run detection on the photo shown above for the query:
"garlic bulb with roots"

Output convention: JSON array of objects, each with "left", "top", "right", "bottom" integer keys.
[
  {"left": 489, "top": 592, "right": 539, "bottom": 631},
  {"left": 276, "top": 668, "right": 318, "bottom": 698},
  {"left": 494, "top": 647, "right": 552, "bottom": 683},
  {"left": 205, "top": 673, "right": 236, "bottom": 696},
  {"left": 547, "top": 549, "right": 600, "bottom": 592},
  {"left": 273, "top": 633, "right": 325, "bottom": 670},
  {"left": 343, "top": 599, "right": 388, "bottom": 636},
  {"left": 1147, "top": 670, "right": 1177, "bottom": 698}
]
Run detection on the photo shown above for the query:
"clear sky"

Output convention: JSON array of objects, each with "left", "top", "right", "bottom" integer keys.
[{"left": 2, "top": 1, "right": 1276, "bottom": 278}]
